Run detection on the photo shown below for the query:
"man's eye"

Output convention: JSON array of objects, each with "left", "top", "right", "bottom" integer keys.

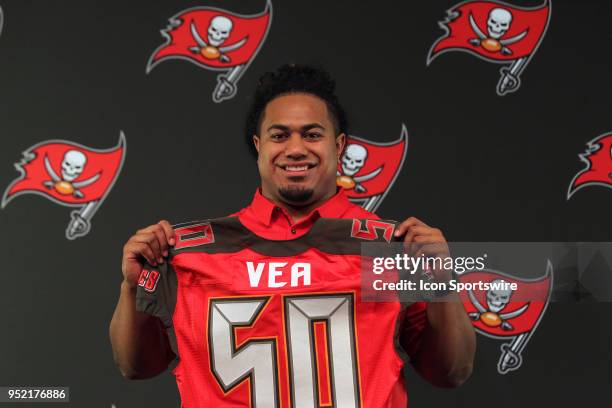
[
  {"left": 270, "top": 134, "right": 286, "bottom": 140},
  {"left": 305, "top": 133, "right": 322, "bottom": 139}
]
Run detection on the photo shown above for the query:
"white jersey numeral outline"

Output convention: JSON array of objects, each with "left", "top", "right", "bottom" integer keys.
[{"left": 208, "top": 293, "right": 361, "bottom": 407}]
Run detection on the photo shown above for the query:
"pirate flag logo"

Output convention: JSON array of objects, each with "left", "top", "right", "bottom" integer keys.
[
  {"left": 1, "top": 133, "right": 126, "bottom": 240},
  {"left": 459, "top": 262, "right": 553, "bottom": 374},
  {"left": 427, "top": 0, "right": 551, "bottom": 95},
  {"left": 567, "top": 132, "right": 612, "bottom": 199},
  {"left": 146, "top": 1, "right": 272, "bottom": 103},
  {"left": 337, "top": 125, "right": 408, "bottom": 212}
]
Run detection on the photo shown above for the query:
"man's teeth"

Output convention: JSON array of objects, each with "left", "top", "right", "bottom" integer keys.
[{"left": 285, "top": 165, "right": 308, "bottom": 171}]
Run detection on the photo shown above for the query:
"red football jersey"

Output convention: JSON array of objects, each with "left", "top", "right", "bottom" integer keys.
[{"left": 136, "top": 216, "right": 426, "bottom": 407}]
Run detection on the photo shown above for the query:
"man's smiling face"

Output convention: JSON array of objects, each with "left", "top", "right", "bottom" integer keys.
[{"left": 254, "top": 92, "right": 345, "bottom": 207}]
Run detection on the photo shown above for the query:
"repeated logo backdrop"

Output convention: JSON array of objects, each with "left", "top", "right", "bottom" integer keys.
[{"left": 0, "top": 0, "right": 610, "bottom": 407}]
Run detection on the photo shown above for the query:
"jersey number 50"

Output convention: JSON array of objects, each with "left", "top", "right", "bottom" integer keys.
[{"left": 209, "top": 293, "right": 361, "bottom": 408}]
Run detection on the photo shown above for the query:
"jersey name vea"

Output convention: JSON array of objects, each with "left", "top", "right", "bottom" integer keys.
[{"left": 136, "top": 216, "right": 411, "bottom": 408}]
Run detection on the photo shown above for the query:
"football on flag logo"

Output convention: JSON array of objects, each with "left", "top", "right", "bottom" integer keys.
[
  {"left": 567, "top": 132, "right": 612, "bottom": 199},
  {"left": 427, "top": 0, "right": 551, "bottom": 95},
  {"left": 1, "top": 133, "right": 126, "bottom": 240},
  {"left": 459, "top": 262, "right": 553, "bottom": 374},
  {"left": 337, "top": 125, "right": 408, "bottom": 212},
  {"left": 146, "top": 1, "right": 272, "bottom": 103}
]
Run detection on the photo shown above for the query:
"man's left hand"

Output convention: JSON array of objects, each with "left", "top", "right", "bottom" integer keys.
[{"left": 393, "top": 216, "right": 451, "bottom": 281}]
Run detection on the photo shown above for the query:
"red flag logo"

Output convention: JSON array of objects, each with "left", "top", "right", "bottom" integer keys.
[
  {"left": 336, "top": 125, "right": 408, "bottom": 212},
  {"left": 568, "top": 133, "right": 612, "bottom": 199},
  {"left": 427, "top": 0, "right": 551, "bottom": 95},
  {"left": 2, "top": 133, "right": 126, "bottom": 240},
  {"left": 459, "top": 262, "right": 553, "bottom": 374},
  {"left": 146, "top": 1, "right": 272, "bottom": 103}
]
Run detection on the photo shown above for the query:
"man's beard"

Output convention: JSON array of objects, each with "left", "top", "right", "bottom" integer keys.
[{"left": 278, "top": 185, "right": 314, "bottom": 204}]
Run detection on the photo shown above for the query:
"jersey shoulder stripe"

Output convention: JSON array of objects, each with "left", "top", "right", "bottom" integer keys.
[{"left": 169, "top": 216, "right": 401, "bottom": 256}]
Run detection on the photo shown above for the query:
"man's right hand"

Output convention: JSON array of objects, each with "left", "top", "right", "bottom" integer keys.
[{"left": 121, "top": 220, "right": 175, "bottom": 288}]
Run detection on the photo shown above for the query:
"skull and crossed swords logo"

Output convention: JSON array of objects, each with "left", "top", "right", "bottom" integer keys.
[
  {"left": 460, "top": 262, "right": 553, "bottom": 374},
  {"left": 43, "top": 150, "right": 100, "bottom": 199},
  {"left": 468, "top": 8, "right": 527, "bottom": 56},
  {"left": 428, "top": 0, "right": 551, "bottom": 96},
  {"left": 146, "top": 2, "right": 272, "bottom": 103},
  {"left": 335, "top": 126, "right": 408, "bottom": 213},
  {"left": 2, "top": 134, "right": 126, "bottom": 240},
  {"left": 336, "top": 144, "right": 383, "bottom": 194},
  {"left": 467, "top": 279, "right": 528, "bottom": 331},
  {"left": 188, "top": 16, "right": 247, "bottom": 63}
]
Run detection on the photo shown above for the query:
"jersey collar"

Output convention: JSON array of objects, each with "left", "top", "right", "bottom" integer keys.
[{"left": 250, "top": 187, "right": 352, "bottom": 227}]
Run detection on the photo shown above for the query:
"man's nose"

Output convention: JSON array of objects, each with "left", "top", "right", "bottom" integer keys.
[{"left": 284, "top": 132, "right": 308, "bottom": 158}]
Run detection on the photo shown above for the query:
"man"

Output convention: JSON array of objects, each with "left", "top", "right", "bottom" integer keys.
[{"left": 110, "top": 64, "right": 475, "bottom": 407}]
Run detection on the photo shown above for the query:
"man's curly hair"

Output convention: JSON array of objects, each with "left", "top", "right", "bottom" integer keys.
[{"left": 245, "top": 64, "right": 348, "bottom": 158}]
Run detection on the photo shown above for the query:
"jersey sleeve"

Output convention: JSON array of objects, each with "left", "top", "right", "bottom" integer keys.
[
  {"left": 135, "top": 260, "right": 179, "bottom": 358},
  {"left": 135, "top": 260, "right": 177, "bottom": 327}
]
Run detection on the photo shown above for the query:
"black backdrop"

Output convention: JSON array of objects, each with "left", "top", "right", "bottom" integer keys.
[{"left": 0, "top": 0, "right": 610, "bottom": 407}]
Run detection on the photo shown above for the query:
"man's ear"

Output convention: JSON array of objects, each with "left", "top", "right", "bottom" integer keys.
[
  {"left": 336, "top": 133, "right": 346, "bottom": 162},
  {"left": 253, "top": 135, "right": 260, "bottom": 154}
]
